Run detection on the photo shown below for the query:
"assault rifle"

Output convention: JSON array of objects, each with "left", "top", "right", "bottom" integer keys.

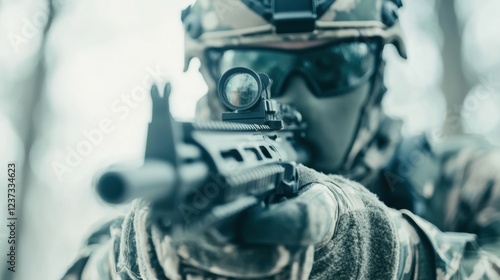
[{"left": 96, "top": 67, "right": 309, "bottom": 234}]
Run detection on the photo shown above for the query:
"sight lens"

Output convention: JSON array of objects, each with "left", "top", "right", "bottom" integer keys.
[{"left": 224, "top": 73, "right": 259, "bottom": 109}]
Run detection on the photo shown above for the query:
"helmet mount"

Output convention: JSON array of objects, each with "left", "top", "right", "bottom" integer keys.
[{"left": 272, "top": 0, "right": 317, "bottom": 34}]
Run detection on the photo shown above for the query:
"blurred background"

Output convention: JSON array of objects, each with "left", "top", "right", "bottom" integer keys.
[{"left": 0, "top": 0, "right": 499, "bottom": 279}]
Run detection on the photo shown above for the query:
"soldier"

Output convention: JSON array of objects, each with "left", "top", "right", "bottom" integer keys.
[{"left": 64, "top": 0, "right": 500, "bottom": 279}]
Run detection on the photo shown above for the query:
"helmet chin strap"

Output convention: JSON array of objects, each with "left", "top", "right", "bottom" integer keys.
[{"left": 337, "top": 58, "right": 403, "bottom": 185}]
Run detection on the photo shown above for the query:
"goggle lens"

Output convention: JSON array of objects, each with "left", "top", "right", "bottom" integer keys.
[{"left": 208, "top": 41, "right": 379, "bottom": 98}]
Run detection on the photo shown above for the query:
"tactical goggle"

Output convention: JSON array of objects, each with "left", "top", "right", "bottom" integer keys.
[{"left": 206, "top": 40, "right": 381, "bottom": 98}]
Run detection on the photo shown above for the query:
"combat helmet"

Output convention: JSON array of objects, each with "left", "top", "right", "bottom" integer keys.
[
  {"left": 182, "top": 0, "right": 406, "bottom": 184},
  {"left": 182, "top": 0, "right": 406, "bottom": 72}
]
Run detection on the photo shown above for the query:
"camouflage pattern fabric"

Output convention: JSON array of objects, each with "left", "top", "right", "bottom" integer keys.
[{"left": 62, "top": 140, "right": 500, "bottom": 279}]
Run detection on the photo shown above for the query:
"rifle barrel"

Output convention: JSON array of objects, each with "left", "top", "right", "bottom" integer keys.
[{"left": 96, "top": 160, "right": 177, "bottom": 204}]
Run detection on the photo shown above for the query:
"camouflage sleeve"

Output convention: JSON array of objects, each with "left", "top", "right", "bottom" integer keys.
[
  {"left": 402, "top": 210, "right": 500, "bottom": 279},
  {"left": 385, "top": 137, "right": 500, "bottom": 279},
  {"left": 429, "top": 139, "right": 500, "bottom": 278},
  {"left": 62, "top": 218, "right": 123, "bottom": 280},
  {"left": 62, "top": 201, "right": 167, "bottom": 280}
]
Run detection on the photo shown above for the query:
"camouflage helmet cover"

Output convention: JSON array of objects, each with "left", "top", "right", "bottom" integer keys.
[{"left": 182, "top": 0, "right": 407, "bottom": 71}]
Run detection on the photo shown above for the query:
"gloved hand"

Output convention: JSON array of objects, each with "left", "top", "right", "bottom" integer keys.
[
  {"left": 443, "top": 145, "right": 500, "bottom": 237},
  {"left": 149, "top": 164, "right": 337, "bottom": 279},
  {"left": 150, "top": 164, "right": 400, "bottom": 279}
]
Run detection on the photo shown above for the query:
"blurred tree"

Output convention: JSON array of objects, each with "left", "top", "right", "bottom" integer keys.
[
  {"left": 437, "top": 0, "right": 469, "bottom": 136},
  {"left": 1, "top": 1, "right": 56, "bottom": 280}
]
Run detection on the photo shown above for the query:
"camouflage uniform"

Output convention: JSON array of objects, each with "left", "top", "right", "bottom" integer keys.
[
  {"left": 63, "top": 141, "right": 500, "bottom": 279},
  {"left": 64, "top": 1, "right": 500, "bottom": 279}
]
